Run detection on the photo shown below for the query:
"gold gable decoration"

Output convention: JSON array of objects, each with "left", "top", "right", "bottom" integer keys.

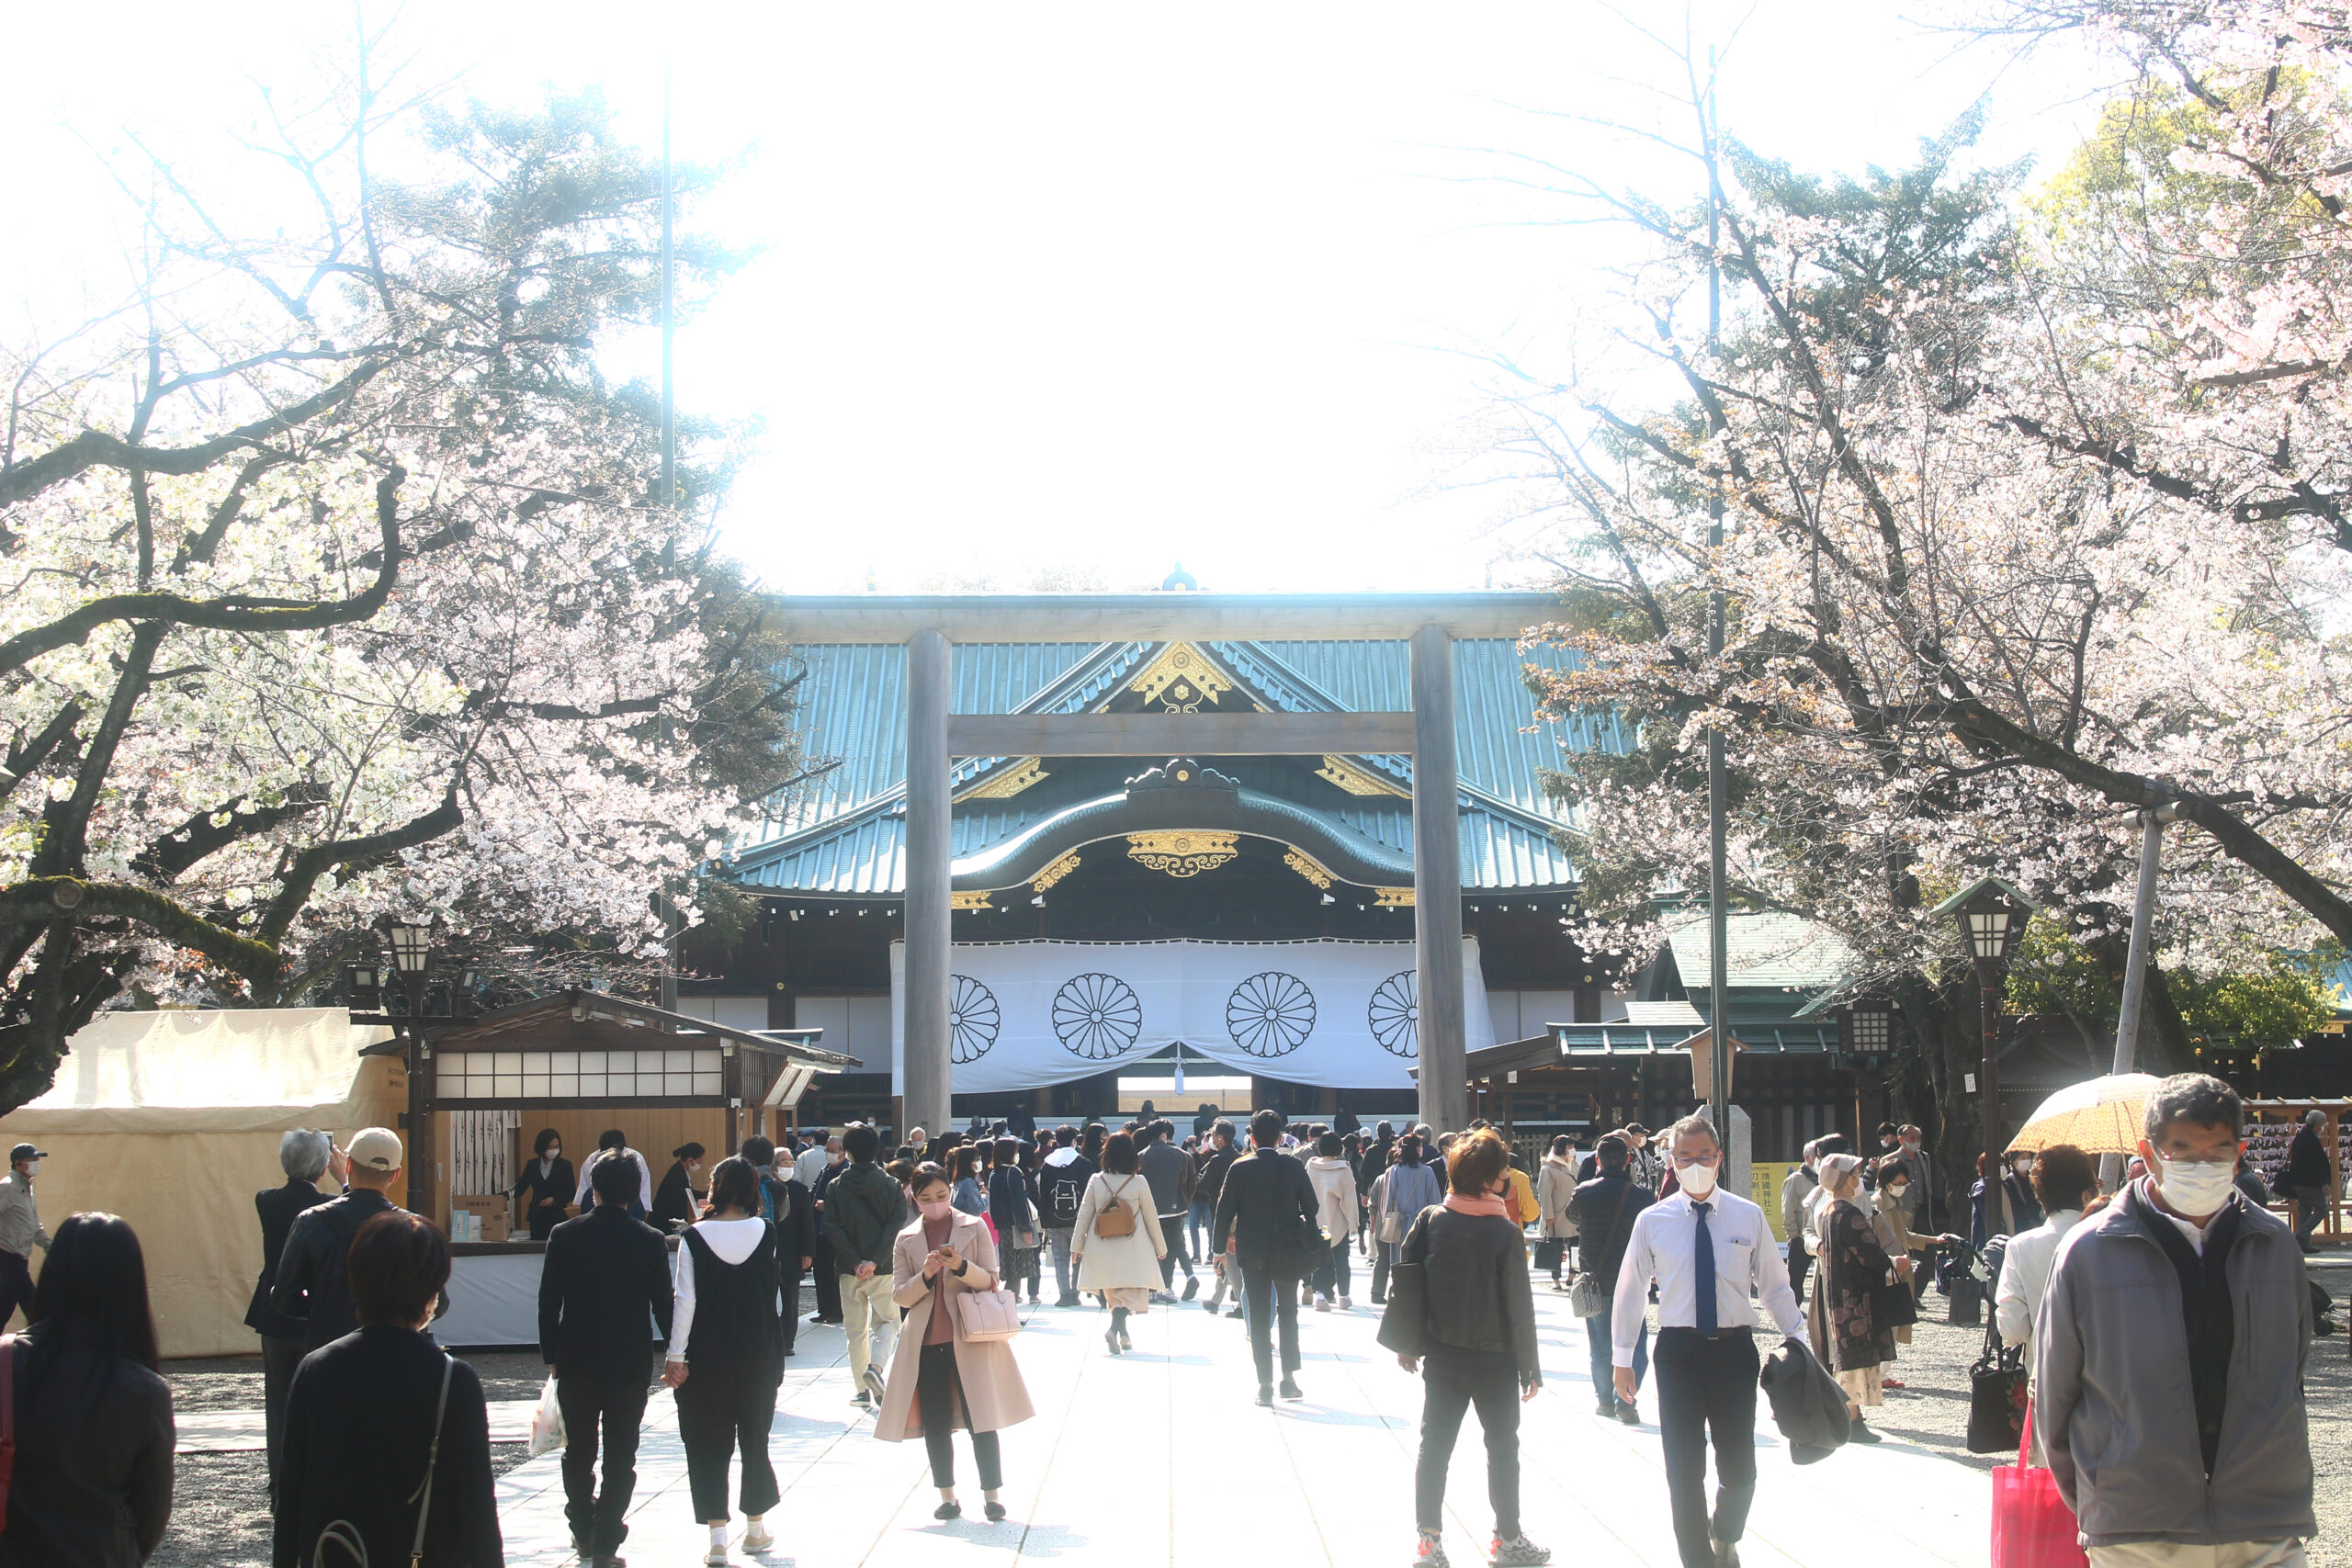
[
  {"left": 957, "top": 758, "right": 1049, "bottom": 801},
  {"left": 1283, "top": 848, "right": 1335, "bottom": 889},
  {"left": 950, "top": 890, "right": 994, "bottom": 910},
  {"left": 1129, "top": 643, "right": 1232, "bottom": 712},
  {"left": 1126, "top": 830, "right": 1238, "bottom": 878},
  {"left": 1316, "top": 755, "right": 1408, "bottom": 797},
  {"left": 1374, "top": 886, "right": 1415, "bottom": 908},
  {"left": 1032, "top": 852, "right": 1082, "bottom": 892}
]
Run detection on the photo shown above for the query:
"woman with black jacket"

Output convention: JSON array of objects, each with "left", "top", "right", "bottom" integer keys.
[
  {"left": 653, "top": 1143, "right": 707, "bottom": 1230},
  {"left": 514, "top": 1127, "right": 576, "bottom": 1241},
  {"left": 276, "top": 1211, "right": 503, "bottom": 1568},
  {"left": 1376, "top": 1129, "right": 1549, "bottom": 1568},
  {"left": 6, "top": 1213, "right": 175, "bottom": 1566}
]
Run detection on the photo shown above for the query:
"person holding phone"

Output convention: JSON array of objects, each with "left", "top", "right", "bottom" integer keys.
[{"left": 872, "top": 1163, "right": 1034, "bottom": 1522}]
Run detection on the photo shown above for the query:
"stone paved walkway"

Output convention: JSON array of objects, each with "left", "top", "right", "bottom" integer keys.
[{"left": 492, "top": 1271, "right": 1992, "bottom": 1567}]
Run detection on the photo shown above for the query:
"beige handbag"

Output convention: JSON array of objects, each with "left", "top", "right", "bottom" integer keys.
[
  {"left": 1092, "top": 1176, "right": 1139, "bottom": 1239},
  {"left": 954, "top": 1283, "right": 1024, "bottom": 1341}
]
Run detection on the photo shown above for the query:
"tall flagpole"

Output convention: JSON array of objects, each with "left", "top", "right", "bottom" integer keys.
[
  {"left": 1704, "top": 48, "right": 1731, "bottom": 1136},
  {"left": 660, "top": 55, "right": 681, "bottom": 1016}
]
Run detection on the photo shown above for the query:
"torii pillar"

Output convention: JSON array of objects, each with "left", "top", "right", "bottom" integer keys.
[
  {"left": 1411, "top": 624, "right": 1468, "bottom": 1134},
  {"left": 901, "top": 628, "right": 954, "bottom": 1138}
]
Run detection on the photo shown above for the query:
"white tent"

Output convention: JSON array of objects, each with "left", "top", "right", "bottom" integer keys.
[{"left": 0, "top": 1009, "right": 401, "bottom": 1357}]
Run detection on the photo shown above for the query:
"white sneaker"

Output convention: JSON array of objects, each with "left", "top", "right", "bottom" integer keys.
[
  {"left": 742, "top": 1522, "right": 775, "bottom": 1553},
  {"left": 1338, "top": 1295, "right": 1353, "bottom": 1311},
  {"left": 705, "top": 1545, "right": 729, "bottom": 1566},
  {"left": 1314, "top": 1294, "right": 1332, "bottom": 1312}
]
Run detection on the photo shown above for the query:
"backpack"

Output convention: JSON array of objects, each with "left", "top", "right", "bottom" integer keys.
[
  {"left": 758, "top": 1176, "right": 792, "bottom": 1225},
  {"left": 1046, "top": 1165, "right": 1087, "bottom": 1226}
]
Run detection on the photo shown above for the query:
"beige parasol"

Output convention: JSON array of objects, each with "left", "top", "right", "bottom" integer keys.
[{"left": 2007, "top": 1072, "right": 2164, "bottom": 1156}]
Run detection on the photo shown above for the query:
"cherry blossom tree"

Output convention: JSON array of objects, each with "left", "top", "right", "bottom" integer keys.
[
  {"left": 1477, "top": 27, "right": 2350, "bottom": 1180},
  {"left": 0, "top": 68, "right": 794, "bottom": 1111}
]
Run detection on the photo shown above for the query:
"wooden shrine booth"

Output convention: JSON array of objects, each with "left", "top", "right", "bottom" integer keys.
[{"left": 419, "top": 988, "right": 857, "bottom": 1347}]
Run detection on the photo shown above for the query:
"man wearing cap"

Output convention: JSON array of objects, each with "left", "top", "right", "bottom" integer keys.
[
  {"left": 1, "top": 1143, "right": 51, "bottom": 1327},
  {"left": 271, "top": 1128, "right": 424, "bottom": 1351},
  {"left": 1623, "top": 1123, "right": 1664, "bottom": 1195}
]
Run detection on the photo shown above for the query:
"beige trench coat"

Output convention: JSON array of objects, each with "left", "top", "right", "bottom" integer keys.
[
  {"left": 1536, "top": 1157, "right": 1579, "bottom": 1239},
  {"left": 1070, "top": 1172, "right": 1167, "bottom": 1304},
  {"left": 872, "top": 1209, "right": 1035, "bottom": 1442}
]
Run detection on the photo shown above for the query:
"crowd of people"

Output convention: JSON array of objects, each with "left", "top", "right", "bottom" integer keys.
[{"left": 0, "top": 1070, "right": 2325, "bottom": 1568}]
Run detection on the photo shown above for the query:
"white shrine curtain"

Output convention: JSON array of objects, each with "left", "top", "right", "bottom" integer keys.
[{"left": 888, "top": 938, "right": 1494, "bottom": 1093}]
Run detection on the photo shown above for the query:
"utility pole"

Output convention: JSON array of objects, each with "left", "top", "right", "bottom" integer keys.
[{"left": 1703, "top": 47, "right": 1732, "bottom": 1138}]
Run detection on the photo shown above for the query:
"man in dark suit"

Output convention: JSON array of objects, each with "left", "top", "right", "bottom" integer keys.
[
  {"left": 540, "top": 1154, "right": 674, "bottom": 1567},
  {"left": 1214, "top": 1107, "right": 1322, "bottom": 1406},
  {"left": 245, "top": 1129, "right": 336, "bottom": 1495},
  {"left": 271, "top": 1126, "right": 410, "bottom": 1352}
]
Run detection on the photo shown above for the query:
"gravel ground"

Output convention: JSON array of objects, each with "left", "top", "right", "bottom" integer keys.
[{"left": 152, "top": 1351, "right": 553, "bottom": 1568}]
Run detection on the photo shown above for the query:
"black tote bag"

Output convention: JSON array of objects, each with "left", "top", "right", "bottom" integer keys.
[{"left": 1967, "top": 1314, "right": 2030, "bottom": 1453}]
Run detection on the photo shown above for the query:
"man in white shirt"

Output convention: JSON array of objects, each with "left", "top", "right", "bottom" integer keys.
[
  {"left": 794, "top": 1134, "right": 838, "bottom": 1190},
  {"left": 573, "top": 1130, "right": 653, "bottom": 1218},
  {"left": 1613, "top": 1114, "right": 1804, "bottom": 1568}
]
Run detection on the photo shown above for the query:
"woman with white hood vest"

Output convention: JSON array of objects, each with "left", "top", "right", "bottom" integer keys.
[{"left": 1306, "top": 1133, "right": 1360, "bottom": 1311}]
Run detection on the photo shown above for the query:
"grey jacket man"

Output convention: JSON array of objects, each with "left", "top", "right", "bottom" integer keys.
[
  {"left": 1778, "top": 1166, "right": 1816, "bottom": 1243},
  {"left": 2034, "top": 1181, "right": 2313, "bottom": 1550}
]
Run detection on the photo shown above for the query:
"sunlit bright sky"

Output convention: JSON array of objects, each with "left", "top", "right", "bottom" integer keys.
[{"left": 3, "top": 3, "right": 2113, "bottom": 594}]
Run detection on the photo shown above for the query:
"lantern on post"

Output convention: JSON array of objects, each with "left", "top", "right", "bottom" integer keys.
[
  {"left": 385, "top": 919, "right": 435, "bottom": 1217},
  {"left": 1930, "top": 878, "right": 2035, "bottom": 1238}
]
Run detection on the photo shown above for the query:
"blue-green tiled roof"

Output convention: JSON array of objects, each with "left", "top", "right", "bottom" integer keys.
[{"left": 735, "top": 635, "right": 1622, "bottom": 895}]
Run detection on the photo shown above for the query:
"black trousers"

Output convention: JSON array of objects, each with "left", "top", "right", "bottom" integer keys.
[
  {"left": 780, "top": 1277, "right": 801, "bottom": 1355},
  {"left": 260, "top": 1333, "right": 306, "bottom": 1496},
  {"left": 1652, "top": 1329, "right": 1762, "bottom": 1568},
  {"left": 915, "top": 1340, "right": 1001, "bottom": 1490},
  {"left": 0, "top": 1249, "right": 31, "bottom": 1327},
  {"left": 675, "top": 1367, "right": 780, "bottom": 1522},
  {"left": 1414, "top": 1346, "right": 1521, "bottom": 1537},
  {"left": 1786, "top": 1245, "right": 1811, "bottom": 1311},
  {"left": 812, "top": 1235, "right": 842, "bottom": 1319},
  {"left": 1159, "top": 1221, "right": 1195, "bottom": 1286},
  {"left": 1239, "top": 1263, "right": 1301, "bottom": 1384},
  {"left": 559, "top": 1370, "right": 650, "bottom": 1554}
]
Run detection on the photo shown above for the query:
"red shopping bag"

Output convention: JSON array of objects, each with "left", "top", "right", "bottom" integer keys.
[{"left": 1991, "top": 1411, "right": 2089, "bottom": 1568}]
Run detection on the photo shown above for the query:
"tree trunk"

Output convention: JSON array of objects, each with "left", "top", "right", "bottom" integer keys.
[{"left": 1894, "top": 970, "right": 1983, "bottom": 1233}]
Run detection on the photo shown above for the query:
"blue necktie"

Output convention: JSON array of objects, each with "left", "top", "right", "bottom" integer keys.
[{"left": 1692, "top": 1200, "right": 1716, "bottom": 1336}]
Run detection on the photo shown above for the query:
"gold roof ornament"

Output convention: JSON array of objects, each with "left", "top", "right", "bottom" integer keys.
[
  {"left": 1032, "top": 851, "right": 1082, "bottom": 892},
  {"left": 1283, "top": 848, "right": 1336, "bottom": 889},
  {"left": 1374, "top": 886, "right": 1415, "bottom": 908},
  {"left": 1129, "top": 642, "right": 1233, "bottom": 712},
  {"left": 950, "top": 890, "right": 994, "bottom": 910},
  {"left": 1315, "top": 755, "right": 1408, "bottom": 797},
  {"left": 1126, "top": 830, "right": 1238, "bottom": 878},
  {"left": 957, "top": 758, "right": 1049, "bottom": 801}
]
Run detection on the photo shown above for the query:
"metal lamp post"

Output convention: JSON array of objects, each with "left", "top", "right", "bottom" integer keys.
[
  {"left": 1931, "top": 879, "right": 2034, "bottom": 1239},
  {"left": 388, "top": 920, "right": 435, "bottom": 1216}
]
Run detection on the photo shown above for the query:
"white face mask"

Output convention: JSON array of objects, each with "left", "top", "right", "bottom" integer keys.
[
  {"left": 546, "top": 1148, "right": 560, "bottom": 1161},
  {"left": 20, "top": 1162, "right": 36, "bottom": 1178},
  {"left": 1677, "top": 1160, "right": 1719, "bottom": 1199},
  {"left": 2153, "top": 1152, "right": 2238, "bottom": 1215}
]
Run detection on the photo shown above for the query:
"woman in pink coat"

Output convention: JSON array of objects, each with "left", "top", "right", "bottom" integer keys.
[{"left": 874, "top": 1163, "right": 1035, "bottom": 1521}]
